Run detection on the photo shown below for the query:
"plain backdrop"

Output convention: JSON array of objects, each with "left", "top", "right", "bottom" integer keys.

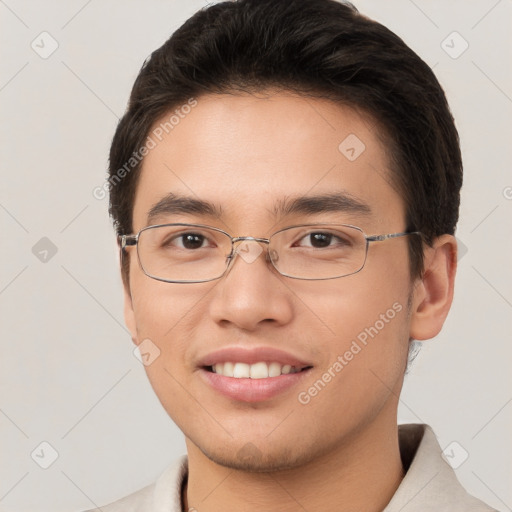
[{"left": 1, "top": 1, "right": 511, "bottom": 511}]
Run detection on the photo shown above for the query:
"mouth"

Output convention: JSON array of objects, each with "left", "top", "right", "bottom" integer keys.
[
  {"left": 197, "top": 346, "right": 314, "bottom": 402},
  {"left": 203, "top": 361, "right": 313, "bottom": 378},
  {"left": 199, "top": 362, "right": 314, "bottom": 403}
]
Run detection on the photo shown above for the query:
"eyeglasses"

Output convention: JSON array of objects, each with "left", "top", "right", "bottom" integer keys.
[{"left": 120, "top": 223, "right": 422, "bottom": 283}]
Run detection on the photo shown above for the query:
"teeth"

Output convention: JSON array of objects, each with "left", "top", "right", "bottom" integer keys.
[
  {"left": 211, "top": 361, "right": 302, "bottom": 378},
  {"left": 249, "top": 362, "right": 267, "bottom": 379},
  {"left": 233, "top": 362, "right": 250, "bottom": 378},
  {"left": 268, "top": 362, "right": 282, "bottom": 377},
  {"left": 281, "top": 364, "right": 292, "bottom": 375},
  {"left": 223, "top": 362, "right": 234, "bottom": 375}
]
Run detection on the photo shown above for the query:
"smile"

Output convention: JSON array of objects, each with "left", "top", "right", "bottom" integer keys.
[{"left": 207, "top": 361, "right": 312, "bottom": 378}]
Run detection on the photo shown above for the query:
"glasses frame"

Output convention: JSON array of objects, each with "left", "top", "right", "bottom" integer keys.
[{"left": 120, "top": 223, "right": 422, "bottom": 283}]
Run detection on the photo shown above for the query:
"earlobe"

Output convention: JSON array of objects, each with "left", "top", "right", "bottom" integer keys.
[
  {"left": 123, "top": 280, "right": 139, "bottom": 346},
  {"left": 410, "top": 234, "right": 457, "bottom": 341}
]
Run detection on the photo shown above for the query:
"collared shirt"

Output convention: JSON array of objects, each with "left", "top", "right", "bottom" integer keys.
[{"left": 86, "top": 424, "right": 496, "bottom": 512}]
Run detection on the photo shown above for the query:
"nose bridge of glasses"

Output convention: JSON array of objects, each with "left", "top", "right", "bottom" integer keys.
[
  {"left": 228, "top": 236, "right": 271, "bottom": 265},
  {"left": 231, "top": 236, "right": 270, "bottom": 245}
]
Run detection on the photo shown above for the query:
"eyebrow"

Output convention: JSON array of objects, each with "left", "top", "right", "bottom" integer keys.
[
  {"left": 146, "top": 191, "right": 372, "bottom": 225},
  {"left": 147, "top": 193, "right": 223, "bottom": 224},
  {"left": 271, "top": 192, "right": 372, "bottom": 218}
]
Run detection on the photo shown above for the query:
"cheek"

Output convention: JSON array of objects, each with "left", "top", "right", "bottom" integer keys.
[
  {"left": 294, "top": 287, "right": 410, "bottom": 436},
  {"left": 130, "top": 266, "right": 208, "bottom": 338},
  {"left": 128, "top": 278, "right": 211, "bottom": 424},
  {"left": 294, "top": 248, "right": 411, "bottom": 402},
  {"left": 315, "top": 280, "right": 410, "bottom": 382},
  {"left": 129, "top": 274, "right": 217, "bottom": 393}
]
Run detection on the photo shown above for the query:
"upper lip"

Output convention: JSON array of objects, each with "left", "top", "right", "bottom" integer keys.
[{"left": 198, "top": 346, "right": 313, "bottom": 368}]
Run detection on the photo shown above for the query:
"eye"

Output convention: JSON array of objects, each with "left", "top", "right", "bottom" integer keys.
[
  {"left": 296, "top": 231, "right": 348, "bottom": 249},
  {"left": 166, "top": 232, "right": 210, "bottom": 250}
]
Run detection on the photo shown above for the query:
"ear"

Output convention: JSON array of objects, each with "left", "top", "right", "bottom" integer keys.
[
  {"left": 123, "top": 277, "right": 139, "bottom": 346},
  {"left": 410, "top": 234, "right": 457, "bottom": 341}
]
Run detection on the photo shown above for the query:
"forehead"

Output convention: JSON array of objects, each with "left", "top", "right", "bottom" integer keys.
[{"left": 132, "top": 91, "right": 405, "bottom": 232}]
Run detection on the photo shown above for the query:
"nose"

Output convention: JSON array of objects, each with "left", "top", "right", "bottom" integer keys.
[{"left": 209, "top": 240, "right": 294, "bottom": 331}]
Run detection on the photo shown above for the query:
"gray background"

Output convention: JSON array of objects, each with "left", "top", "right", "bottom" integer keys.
[{"left": 1, "top": 0, "right": 511, "bottom": 510}]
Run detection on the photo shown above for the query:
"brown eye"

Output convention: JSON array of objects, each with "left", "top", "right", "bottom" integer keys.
[
  {"left": 180, "top": 233, "right": 206, "bottom": 249},
  {"left": 161, "top": 232, "right": 209, "bottom": 250},
  {"left": 296, "top": 231, "right": 349, "bottom": 249},
  {"left": 308, "top": 233, "right": 333, "bottom": 248}
]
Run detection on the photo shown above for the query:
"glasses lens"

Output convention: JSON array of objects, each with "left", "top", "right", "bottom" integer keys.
[
  {"left": 137, "top": 224, "right": 231, "bottom": 282},
  {"left": 270, "top": 224, "right": 367, "bottom": 279}
]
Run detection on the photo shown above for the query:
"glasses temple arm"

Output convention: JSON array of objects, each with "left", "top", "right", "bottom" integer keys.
[
  {"left": 366, "top": 231, "right": 422, "bottom": 242},
  {"left": 119, "top": 234, "right": 138, "bottom": 249}
]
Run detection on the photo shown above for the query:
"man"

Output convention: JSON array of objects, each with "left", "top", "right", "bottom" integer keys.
[{"left": 90, "top": 0, "right": 496, "bottom": 510}]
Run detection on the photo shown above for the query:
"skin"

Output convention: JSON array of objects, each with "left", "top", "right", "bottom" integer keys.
[{"left": 123, "top": 90, "right": 457, "bottom": 512}]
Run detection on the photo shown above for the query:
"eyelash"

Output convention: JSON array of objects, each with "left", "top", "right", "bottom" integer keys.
[{"left": 165, "top": 230, "right": 350, "bottom": 250}]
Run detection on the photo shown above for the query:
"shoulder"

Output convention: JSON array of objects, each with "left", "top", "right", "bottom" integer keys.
[
  {"left": 80, "top": 454, "right": 188, "bottom": 512},
  {"left": 385, "top": 424, "right": 497, "bottom": 512},
  {"left": 82, "top": 483, "right": 154, "bottom": 512}
]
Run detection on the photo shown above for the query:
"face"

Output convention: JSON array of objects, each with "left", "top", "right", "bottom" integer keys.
[{"left": 124, "top": 91, "right": 419, "bottom": 471}]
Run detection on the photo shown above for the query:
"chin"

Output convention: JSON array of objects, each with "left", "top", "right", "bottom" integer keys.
[{"left": 196, "top": 439, "right": 317, "bottom": 473}]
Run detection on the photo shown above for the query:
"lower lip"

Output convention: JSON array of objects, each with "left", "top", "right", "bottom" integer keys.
[{"left": 199, "top": 367, "right": 313, "bottom": 403}]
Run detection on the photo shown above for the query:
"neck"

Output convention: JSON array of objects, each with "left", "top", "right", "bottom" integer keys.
[{"left": 182, "top": 417, "right": 404, "bottom": 512}]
